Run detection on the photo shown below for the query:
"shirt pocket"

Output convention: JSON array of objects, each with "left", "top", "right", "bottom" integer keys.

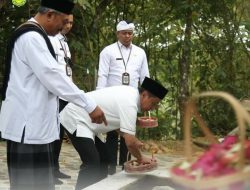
[{"left": 110, "top": 56, "right": 124, "bottom": 69}]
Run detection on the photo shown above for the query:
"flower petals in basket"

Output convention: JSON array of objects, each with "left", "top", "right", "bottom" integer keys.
[
  {"left": 124, "top": 159, "right": 158, "bottom": 173},
  {"left": 170, "top": 91, "right": 250, "bottom": 190}
]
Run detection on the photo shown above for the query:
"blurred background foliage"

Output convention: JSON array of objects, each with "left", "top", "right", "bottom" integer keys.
[{"left": 0, "top": 0, "right": 250, "bottom": 140}]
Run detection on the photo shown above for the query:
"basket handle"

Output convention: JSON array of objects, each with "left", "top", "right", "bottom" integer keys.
[{"left": 184, "top": 91, "right": 250, "bottom": 170}]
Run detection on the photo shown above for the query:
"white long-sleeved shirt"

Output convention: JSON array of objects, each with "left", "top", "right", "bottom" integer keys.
[
  {"left": 60, "top": 86, "right": 140, "bottom": 141},
  {"left": 49, "top": 33, "right": 72, "bottom": 80},
  {"left": 49, "top": 33, "right": 73, "bottom": 101},
  {"left": 96, "top": 41, "right": 150, "bottom": 89},
  {"left": 0, "top": 18, "right": 96, "bottom": 144}
]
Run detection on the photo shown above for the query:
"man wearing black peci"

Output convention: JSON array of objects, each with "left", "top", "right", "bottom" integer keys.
[{"left": 0, "top": 0, "right": 107, "bottom": 189}]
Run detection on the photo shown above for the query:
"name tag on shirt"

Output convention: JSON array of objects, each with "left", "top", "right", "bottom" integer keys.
[{"left": 116, "top": 58, "right": 123, "bottom": 60}]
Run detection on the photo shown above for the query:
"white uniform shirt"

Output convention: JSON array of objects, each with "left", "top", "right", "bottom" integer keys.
[
  {"left": 96, "top": 41, "right": 149, "bottom": 89},
  {"left": 0, "top": 18, "right": 96, "bottom": 144},
  {"left": 49, "top": 33, "right": 72, "bottom": 101},
  {"left": 49, "top": 33, "right": 72, "bottom": 80},
  {"left": 60, "top": 86, "right": 140, "bottom": 141}
]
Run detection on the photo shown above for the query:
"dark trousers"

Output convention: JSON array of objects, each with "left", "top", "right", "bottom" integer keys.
[
  {"left": 7, "top": 140, "right": 55, "bottom": 190},
  {"left": 53, "top": 99, "right": 68, "bottom": 172},
  {"left": 66, "top": 130, "right": 109, "bottom": 190},
  {"left": 106, "top": 130, "right": 129, "bottom": 173}
]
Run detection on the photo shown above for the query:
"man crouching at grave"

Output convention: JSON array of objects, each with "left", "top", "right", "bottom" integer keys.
[{"left": 60, "top": 77, "right": 168, "bottom": 189}]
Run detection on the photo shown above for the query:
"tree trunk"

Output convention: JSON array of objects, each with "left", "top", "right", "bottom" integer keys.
[{"left": 178, "top": 0, "right": 193, "bottom": 139}]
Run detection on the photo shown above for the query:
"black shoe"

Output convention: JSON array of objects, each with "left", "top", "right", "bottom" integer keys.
[
  {"left": 55, "top": 171, "right": 71, "bottom": 179},
  {"left": 55, "top": 178, "right": 63, "bottom": 185}
]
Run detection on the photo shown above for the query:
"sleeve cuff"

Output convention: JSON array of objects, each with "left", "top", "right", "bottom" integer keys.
[
  {"left": 120, "top": 128, "right": 136, "bottom": 135},
  {"left": 84, "top": 96, "right": 97, "bottom": 113}
]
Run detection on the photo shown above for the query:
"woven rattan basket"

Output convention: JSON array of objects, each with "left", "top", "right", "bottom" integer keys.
[
  {"left": 170, "top": 91, "right": 250, "bottom": 190},
  {"left": 137, "top": 112, "right": 158, "bottom": 128},
  {"left": 124, "top": 159, "right": 157, "bottom": 173},
  {"left": 137, "top": 116, "right": 158, "bottom": 128}
]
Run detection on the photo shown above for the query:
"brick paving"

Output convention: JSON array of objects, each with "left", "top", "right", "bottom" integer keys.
[
  {"left": 0, "top": 140, "right": 183, "bottom": 190},
  {"left": 0, "top": 141, "right": 9, "bottom": 190},
  {"left": 0, "top": 140, "right": 81, "bottom": 190}
]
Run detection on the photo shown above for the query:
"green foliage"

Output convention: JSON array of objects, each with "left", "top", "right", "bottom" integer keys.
[{"left": 0, "top": 0, "right": 250, "bottom": 140}]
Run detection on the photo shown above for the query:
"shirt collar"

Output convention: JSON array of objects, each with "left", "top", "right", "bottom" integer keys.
[
  {"left": 29, "top": 17, "right": 37, "bottom": 23},
  {"left": 117, "top": 41, "right": 132, "bottom": 49},
  {"left": 57, "top": 33, "right": 67, "bottom": 42},
  {"left": 29, "top": 18, "right": 46, "bottom": 34}
]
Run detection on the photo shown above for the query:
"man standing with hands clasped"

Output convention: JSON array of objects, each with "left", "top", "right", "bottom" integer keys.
[
  {"left": 49, "top": 14, "right": 73, "bottom": 184},
  {"left": 97, "top": 20, "right": 150, "bottom": 174},
  {"left": 0, "top": 0, "right": 107, "bottom": 190}
]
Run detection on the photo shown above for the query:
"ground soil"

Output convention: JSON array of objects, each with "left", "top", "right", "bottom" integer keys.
[
  {"left": 64, "top": 135, "right": 209, "bottom": 157},
  {"left": 141, "top": 137, "right": 209, "bottom": 157}
]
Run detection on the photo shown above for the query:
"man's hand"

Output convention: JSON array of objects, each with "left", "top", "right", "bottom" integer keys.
[
  {"left": 89, "top": 106, "right": 107, "bottom": 125},
  {"left": 123, "top": 133, "right": 157, "bottom": 165},
  {"left": 123, "top": 133, "right": 144, "bottom": 161},
  {"left": 130, "top": 137, "right": 144, "bottom": 150},
  {"left": 138, "top": 155, "right": 157, "bottom": 165},
  {"left": 123, "top": 134, "right": 144, "bottom": 149}
]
